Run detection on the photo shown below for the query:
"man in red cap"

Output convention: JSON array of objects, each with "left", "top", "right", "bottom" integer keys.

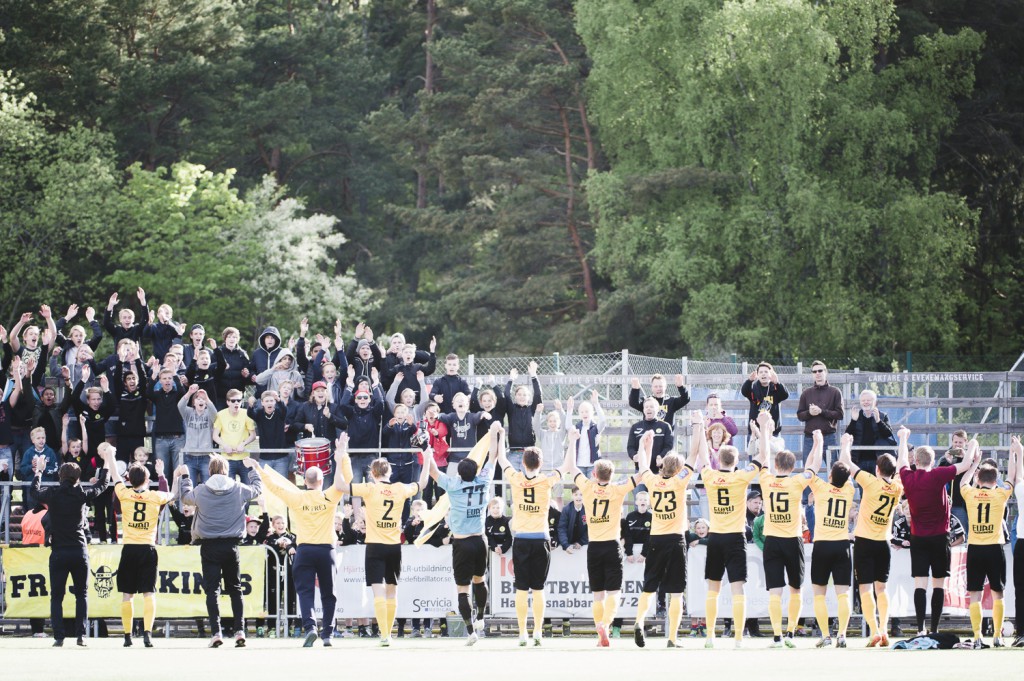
[
  {"left": 287, "top": 381, "right": 348, "bottom": 485},
  {"left": 339, "top": 377, "right": 386, "bottom": 501}
]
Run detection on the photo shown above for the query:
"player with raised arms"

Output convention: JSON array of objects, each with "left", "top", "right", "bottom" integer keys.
[
  {"left": 561, "top": 424, "right": 643, "bottom": 647},
  {"left": 837, "top": 428, "right": 907, "bottom": 647},
  {"left": 959, "top": 437, "right": 1013, "bottom": 648},
  {"left": 499, "top": 435, "right": 565, "bottom": 646},
  {"left": 336, "top": 441, "right": 430, "bottom": 646},
  {"left": 112, "top": 452, "right": 185, "bottom": 648},
  {"left": 702, "top": 416, "right": 764, "bottom": 648},
  {"left": 750, "top": 411, "right": 810, "bottom": 649},
  {"left": 424, "top": 421, "right": 502, "bottom": 645}
]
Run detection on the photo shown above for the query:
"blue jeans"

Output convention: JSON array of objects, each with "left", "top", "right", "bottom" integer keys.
[
  {"left": 0, "top": 445, "right": 13, "bottom": 478},
  {"left": 263, "top": 456, "right": 291, "bottom": 479},
  {"left": 951, "top": 505, "right": 969, "bottom": 537},
  {"left": 11, "top": 429, "right": 30, "bottom": 473},
  {"left": 227, "top": 458, "right": 248, "bottom": 482},
  {"left": 184, "top": 454, "right": 211, "bottom": 486},
  {"left": 293, "top": 545, "right": 337, "bottom": 638},
  {"left": 801, "top": 432, "right": 838, "bottom": 469},
  {"left": 153, "top": 435, "right": 185, "bottom": 473},
  {"left": 349, "top": 455, "right": 374, "bottom": 487}
]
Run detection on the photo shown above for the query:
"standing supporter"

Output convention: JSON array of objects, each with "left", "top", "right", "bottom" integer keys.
[
  {"left": 499, "top": 440, "right": 564, "bottom": 647},
  {"left": 382, "top": 403, "right": 418, "bottom": 522},
  {"left": 569, "top": 391, "right": 608, "bottom": 478},
  {"left": 397, "top": 499, "right": 446, "bottom": 638},
  {"left": 345, "top": 323, "right": 382, "bottom": 380},
  {"left": 180, "top": 455, "right": 263, "bottom": 647},
  {"left": 142, "top": 303, "right": 184, "bottom": 362},
  {"left": 186, "top": 348, "right": 219, "bottom": 407},
  {"left": 20, "top": 426, "right": 60, "bottom": 511},
  {"left": 260, "top": 513, "right": 295, "bottom": 638},
  {"left": 69, "top": 369, "right": 117, "bottom": 540},
  {"left": 740, "top": 362, "right": 789, "bottom": 437},
  {"left": 1008, "top": 436, "right": 1024, "bottom": 648},
  {"left": 179, "top": 385, "right": 216, "bottom": 484},
  {"left": 533, "top": 400, "right": 568, "bottom": 471},
  {"left": 32, "top": 443, "right": 113, "bottom": 646},
  {"left": 626, "top": 397, "right": 674, "bottom": 476},
  {"left": 618, "top": 492, "right": 652, "bottom": 638},
  {"left": 336, "top": 437, "right": 428, "bottom": 646},
  {"left": 505, "top": 362, "right": 542, "bottom": 452},
  {"left": 103, "top": 289, "right": 148, "bottom": 344},
  {"left": 213, "top": 328, "right": 251, "bottom": 409},
  {"left": 562, "top": 428, "right": 641, "bottom": 647},
  {"left": 425, "top": 424, "right": 500, "bottom": 644},
  {"left": 438, "top": 393, "right": 488, "bottom": 468},
  {"left": 0, "top": 356, "right": 26, "bottom": 472},
  {"left": 628, "top": 373, "right": 690, "bottom": 425},
  {"left": 422, "top": 403, "right": 449, "bottom": 506},
  {"left": 844, "top": 389, "right": 896, "bottom": 474},
  {"left": 837, "top": 432, "right": 906, "bottom": 648},
  {"left": 111, "top": 353, "right": 149, "bottom": 460},
  {"left": 429, "top": 354, "right": 471, "bottom": 415},
  {"left": 557, "top": 485, "right": 588, "bottom": 554},
  {"left": 213, "top": 389, "right": 257, "bottom": 481},
  {"left": 53, "top": 304, "right": 103, "bottom": 369},
  {"left": 33, "top": 382, "right": 71, "bottom": 453},
  {"left": 9, "top": 306, "right": 58, "bottom": 381},
  {"left": 803, "top": 430, "right": 854, "bottom": 649},
  {"left": 381, "top": 332, "right": 434, "bottom": 390},
  {"left": 704, "top": 394, "right": 738, "bottom": 445},
  {"left": 250, "top": 326, "right": 283, "bottom": 398},
  {"left": 113, "top": 459, "right": 183, "bottom": 648},
  {"left": 470, "top": 377, "right": 507, "bottom": 440},
  {"left": 899, "top": 425, "right": 974, "bottom": 635},
  {"left": 938, "top": 430, "right": 971, "bottom": 536},
  {"left": 385, "top": 370, "right": 431, "bottom": 422},
  {"left": 959, "top": 443, "right": 1013, "bottom": 648},
  {"left": 796, "top": 361, "right": 844, "bottom": 465},
  {"left": 337, "top": 376, "right": 383, "bottom": 486},
  {"left": 149, "top": 368, "right": 186, "bottom": 472},
  {"left": 486, "top": 497, "right": 512, "bottom": 555},
  {"left": 702, "top": 421, "right": 764, "bottom": 649},
  {"left": 387, "top": 339, "right": 436, "bottom": 403},
  {"left": 247, "top": 391, "right": 290, "bottom": 477},
  {"left": 182, "top": 324, "right": 207, "bottom": 368}
]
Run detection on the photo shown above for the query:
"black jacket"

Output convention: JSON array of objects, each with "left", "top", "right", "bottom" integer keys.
[
  {"left": 621, "top": 509, "right": 652, "bottom": 557},
  {"left": 626, "top": 418, "right": 674, "bottom": 474},
  {"left": 741, "top": 379, "right": 789, "bottom": 436},
  {"left": 628, "top": 385, "right": 690, "bottom": 425},
  {"left": 32, "top": 472, "right": 110, "bottom": 548},
  {"left": 504, "top": 378, "right": 542, "bottom": 448},
  {"left": 486, "top": 514, "right": 512, "bottom": 553}
]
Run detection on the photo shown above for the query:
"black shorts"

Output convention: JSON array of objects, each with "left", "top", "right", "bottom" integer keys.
[
  {"left": 705, "top": 532, "right": 747, "bottom": 583},
  {"left": 910, "top": 534, "right": 950, "bottom": 578},
  {"left": 966, "top": 544, "right": 1006, "bottom": 592},
  {"left": 365, "top": 543, "right": 402, "bottom": 586},
  {"left": 853, "top": 537, "right": 891, "bottom": 584},
  {"left": 512, "top": 538, "right": 550, "bottom": 591},
  {"left": 117, "top": 544, "right": 158, "bottom": 594},
  {"left": 452, "top": 536, "right": 487, "bottom": 586},
  {"left": 587, "top": 540, "right": 625, "bottom": 593},
  {"left": 642, "top": 534, "right": 685, "bottom": 593},
  {"left": 810, "top": 540, "right": 852, "bottom": 586},
  {"left": 762, "top": 535, "right": 804, "bottom": 590}
]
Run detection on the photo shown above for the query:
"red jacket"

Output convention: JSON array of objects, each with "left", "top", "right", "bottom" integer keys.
[{"left": 426, "top": 418, "right": 449, "bottom": 466}]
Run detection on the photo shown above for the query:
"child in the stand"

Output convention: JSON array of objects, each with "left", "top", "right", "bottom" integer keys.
[
  {"left": 485, "top": 496, "right": 512, "bottom": 555},
  {"left": 264, "top": 515, "right": 298, "bottom": 637},
  {"left": 396, "top": 499, "right": 450, "bottom": 637}
]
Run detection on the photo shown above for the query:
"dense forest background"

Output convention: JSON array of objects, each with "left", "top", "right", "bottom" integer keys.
[{"left": 1, "top": 0, "right": 1021, "bottom": 370}]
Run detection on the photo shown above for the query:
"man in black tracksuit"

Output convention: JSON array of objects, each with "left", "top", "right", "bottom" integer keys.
[{"left": 626, "top": 398, "right": 674, "bottom": 475}]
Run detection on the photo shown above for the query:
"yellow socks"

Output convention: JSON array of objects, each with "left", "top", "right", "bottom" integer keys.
[
  {"left": 731, "top": 595, "right": 745, "bottom": 641},
  {"left": 386, "top": 598, "right": 397, "bottom": 636},
  {"left": 993, "top": 599, "right": 1005, "bottom": 640},
  {"left": 121, "top": 601, "right": 134, "bottom": 634},
  {"left": 837, "top": 592, "right": 851, "bottom": 639},
  {"left": 768, "top": 594, "right": 783, "bottom": 637},
  {"left": 705, "top": 592, "right": 719, "bottom": 638},
  {"left": 970, "top": 601, "right": 982, "bottom": 639},
  {"left": 786, "top": 592, "right": 802, "bottom": 634},
  {"left": 374, "top": 597, "right": 388, "bottom": 636},
  {"left": 531, "top": 594, "right": 545, "bottom": 637},
  {"left": 861, "top": 589, "right": 877, "bottom": 638},
  {"left": 636, "top": 592, "right": 652, "bottom": 627},
  {"left": 668, "top": 595, "right": 683, "bottom": 643},
  {"left": 877, "top": 591, "right": 890, "bottom": 636},
  {"left": 592, "top": 598, "right": 605, "bottom": 627},
  {"left": 143, "top": 594, "right": 156, "bottom": 632},
  {"left": 603, "top": 594, "right": 618, "bottom": 627},
  {"left": 814, "top": 595, "right": 829, "bottom": 638},
  {"left": 515, "top": 591, "right": 529, "bottom": 635}
]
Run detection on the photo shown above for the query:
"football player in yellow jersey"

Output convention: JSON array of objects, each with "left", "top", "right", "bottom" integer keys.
[
  {"left": 804, "top": 429, "right": 855, "bottom": 648},
  {"left": 959, "top": 440, "right": 1014, "bottom": 648},
  {"left": 110, "top": 450, "right": 183, "bottom": 648},
  {"left": 561, "top": 427, "right": 640, "bottom": 647},
  {"left": 634, "top": 415, "right": 704, "bottom": 649},
  {"left": 336, "top": 436, "right": 430, "bottom": 647},
  {"left": 702, "top": 414, "right": 763, "bottom": 649},
  {"left": 499, "top": 432, "right": 566, "bottom": 647},
  {"left": 837, "top": 431, "right": 908, "bottom": 648},
  {"left": 749, "top": 412, "right": 810, "bottom": 649}
]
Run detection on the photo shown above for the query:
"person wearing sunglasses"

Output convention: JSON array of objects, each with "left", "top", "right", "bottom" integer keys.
[{"left": 796, "top": 361, "right": 844, "bottom": 469}]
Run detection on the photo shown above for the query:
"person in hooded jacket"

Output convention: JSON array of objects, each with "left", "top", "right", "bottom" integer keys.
[
  {"left": 253, "top": 349, "right": 305, "bottom": 400},
  {"left": 213, "top": 327, "right": 251, "bottom": 410},
  {"left": 250, "top": 326, "right": 283, "bottom": 398},
  {"left": 345, "top": 323, "right": 382, "bottom": 381}
]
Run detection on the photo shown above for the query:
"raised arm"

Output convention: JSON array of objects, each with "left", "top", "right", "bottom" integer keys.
[
  {"left": 333, "top": 435, "right": 352, "bottom": 494},
  {"left": 753, "top": 411, "right": 771, "bottom": 469},
  {"left": 838, "top": 432, "right": 855, "bottom": 471},
  {"left": 563, "top": 428, "right": 581, "bottom": 479},
  {"left": 1009, "top": 435, "right": 1022, "bottom": 487},
  {"left": 689, "top": 410, "right": 707, "bottom": 470},
  {"left": 804, "top": 429, "right": 824, "bottom": 473},
  {"left": 896, "top": 426, "right": 911, "bottom": 470},
  {"left": 959, "top": 440, "right": 982, "bottom": 486},
  {"left": 635, "top": 430, "right": 653, "bottom": 477}
]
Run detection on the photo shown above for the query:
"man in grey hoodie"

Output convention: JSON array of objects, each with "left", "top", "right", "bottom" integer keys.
[{"left": 179, "top": 454, "right": 262, "bottom": 648}]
